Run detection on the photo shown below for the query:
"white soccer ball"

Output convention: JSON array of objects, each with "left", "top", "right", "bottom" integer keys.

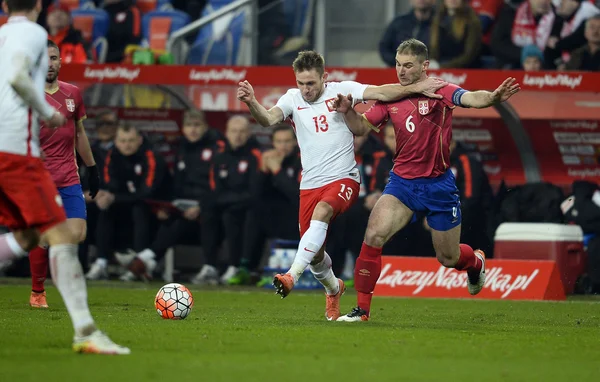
[{"left": 154, "top": 283, "right": 194, "bottom": 320}]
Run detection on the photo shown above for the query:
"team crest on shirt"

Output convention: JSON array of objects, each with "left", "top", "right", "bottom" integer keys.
[
  {"left": 325, "top": 98, "right": 337, "bottom": 112},
  {"left": 287, "top": 167, "right": 294, "bottom": 178},
  {"left": 365, "top": 165, "right": 373, "bottom": 176},
  {"left": 177, "top": 160, "right": 186, "bottom": 170},
  {"left": 418, "top": 100, "right": 430, "bottom": 115},
  {"left": 202, "top": 149, "right": 213, "bottom": 161},
  {"left": 134, "top": 164, "right": 142, "bottom": 175},
  {"left": 238, "top": 160, "right": 248, "bottom": 173},
  {"left": 65, "top": 99, "right": 75, "bottom": 112}
]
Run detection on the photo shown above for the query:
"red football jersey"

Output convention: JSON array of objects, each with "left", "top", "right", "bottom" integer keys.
[
  {"left": 40, "top": 81, "right": 86, "bottom": 187},
  {"left": 364, "top": 82, "right": 464, "bottom": 179}
]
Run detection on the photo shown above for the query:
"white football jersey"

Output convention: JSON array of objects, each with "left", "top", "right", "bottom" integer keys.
[
  {"left": 0, "top": 17, "right": 49, "bottom": 157},
  {"left": 276, "top": 81, "right": 369, "bottom": 189}
]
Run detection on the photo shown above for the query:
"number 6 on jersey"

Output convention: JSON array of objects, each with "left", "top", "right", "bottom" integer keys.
[{"left": 405, "top": 115, "right": 415, "bottom": 133}]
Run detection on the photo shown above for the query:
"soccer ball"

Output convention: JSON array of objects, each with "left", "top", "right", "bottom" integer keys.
[{"left": 155, "top": 283, "right": 194, "bottom": 320}]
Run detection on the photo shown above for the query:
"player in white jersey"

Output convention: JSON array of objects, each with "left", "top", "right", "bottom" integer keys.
[
  {"left": 0, "top": 0, "right": 129, "bottom": 355},
  {"left": 237, "top": 50, "right": 446, "bottom": 320}
]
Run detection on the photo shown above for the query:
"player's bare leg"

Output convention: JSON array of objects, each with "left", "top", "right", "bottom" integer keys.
[
  {"left": 29, "top": 218, "right": 87, "bottom": 308},
  {"left": 273, "top": 201, "right": 334, "bottom": 298},
  {"left": 43, "top": 221, "right": 130, "bottom": 355},
  {"left": 338, "top": 195, "right": 413, "bottom": 322},
  {"left": 430, "top": 225, "right": 486, "bottom": 295}
]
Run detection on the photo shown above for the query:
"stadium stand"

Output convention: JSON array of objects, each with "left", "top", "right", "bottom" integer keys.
[
  {"left": 71, "top": 8, "right": 110, "bottom": 62},
  {"left": 142, "top": 9, "right": 190, "bottom": 51},
  {"left": 186, "top": 2, "right": 247, "bottom": 65}
]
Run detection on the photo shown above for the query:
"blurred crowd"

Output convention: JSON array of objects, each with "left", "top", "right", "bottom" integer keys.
[{"left": 381, "top": 0, "right": 600, "bottom": 71}]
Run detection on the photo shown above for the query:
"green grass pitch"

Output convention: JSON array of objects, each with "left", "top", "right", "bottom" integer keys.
[{"left": 0, "top": 280, "right": 599, "bottom": 382}]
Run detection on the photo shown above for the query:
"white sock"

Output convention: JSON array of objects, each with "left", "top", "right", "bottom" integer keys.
[
  {"left": 138, "top": 248, "right": 155, "bottom": 262},
  {"left": 288, "top": 220, "right": 329, "bottom": 283},
  {"left": 94, "top": 258, "right": 108, "bottom": 268},
  {"left": 49, "top": 244, "right": 95, "bottom": 337},
  {"left": 0, "top": 232, "right": 28, "bottom": 262},
  {"left": 310, "top": 251, "right": 340, "bottom": 295}
]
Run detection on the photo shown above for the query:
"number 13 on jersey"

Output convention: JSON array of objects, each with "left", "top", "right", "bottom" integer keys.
[{"left": 312, "top": 115, "right": 329, "bottom": 132}]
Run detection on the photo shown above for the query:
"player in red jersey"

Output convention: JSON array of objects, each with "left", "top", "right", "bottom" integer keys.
[
  {"left": 335, "top": 39, "right": 520, "bottom": 322},
  {"left": 0, "top": 0, "right": 128, "bottom": 354},
  {"left": 28, "top": 39, "right": 100, "bottom": 309}
]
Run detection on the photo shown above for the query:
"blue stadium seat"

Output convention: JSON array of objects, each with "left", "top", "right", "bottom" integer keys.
[
  {"left": 187, "top": 4, "right": 247, "bottom": 65},
  {"left": 282, "top": 0, "right": 314, "bottom": 38},
  {"left": 70, "top": 8, "right": 110, "bottom": 62},
  {"left": 141, "top": 10, "right": 190, "bottom": 51},
  {"left": 208, "top": 0, "right": 236, "bottom": 7}
]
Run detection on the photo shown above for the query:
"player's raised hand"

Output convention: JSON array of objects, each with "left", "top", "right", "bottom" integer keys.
[
  {"left": 491, "top": 77, "right": 521, "bottom": 103},
  {"left": 415, "top": 77, "right": 447, "bottom": 99},
  {"left": 46, "top": 111, "right": 66, "bottom": 128},
  {"left": 332, "top": 93, "right": 353, "bottom": 114},
  {"left": 237, "top": 80, "right": 255, "bottom": 103}
]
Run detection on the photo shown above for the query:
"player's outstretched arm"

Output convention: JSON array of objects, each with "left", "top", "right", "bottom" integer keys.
[
  {"left": 333, "top": 94, "right": 374, "bottom": 136},
  {"left": 237, "top": 80, "right": 284, "bottom": 127},
  {"left": 8, "top": 53, "right": 64, "bottom": 127},
  {"left": 363, "top": 77, "right": 447, "bottom": 102},
  {"left": 459, "top": 77, "right": 521, "bottom": 109}
]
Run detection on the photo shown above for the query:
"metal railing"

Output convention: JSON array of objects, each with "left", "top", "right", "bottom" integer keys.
[{"left": 166, "top": 0, "right": 258, "bottom": 65}]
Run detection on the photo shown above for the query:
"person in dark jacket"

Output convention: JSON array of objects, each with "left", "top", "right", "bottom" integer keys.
[
  {"left": 103, "top": 0, "right": 142, "bottom": 63},
  {"left": 191, "top": 115, "right": 262, "bottom": 285},
  {"left": 228, "top": 124, "right": 302, "bottom": 285},
  {"left": 46, "top": 4, "right": 92, "bottom": 63},
  {"left": 379, "top": 0, "right": 435, "bottom": 67},
  {"left": 449, "top": 139, "right": 494, "bottom": 255},
  {"left": 85, "top": 125, "right": 170, "bottom": 280},
  {"left": 562, "top": 181, "right": 600, "bottom": 294},
  {"left": 122, "top": 110, "right": 225, "bottom": 281}
]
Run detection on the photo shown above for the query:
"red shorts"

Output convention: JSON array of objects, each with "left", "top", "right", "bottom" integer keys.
[
  {"left": 299, "top": 178, "right": 360, "bottom": 237},
  {"left": 0, "top": 153, "right": 67, "bottom": 233}
]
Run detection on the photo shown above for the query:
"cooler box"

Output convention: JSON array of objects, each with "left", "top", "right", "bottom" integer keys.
[{"left": 494, "top": 223, "right": 587, "bottom": 294}]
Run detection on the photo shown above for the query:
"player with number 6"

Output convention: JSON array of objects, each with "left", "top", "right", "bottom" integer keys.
[
  {"left": 237, "top": 50, "right": 447, "bottom": 320},
  {"left": 332, "top": 39, "right": 520, "bottom": 322}
]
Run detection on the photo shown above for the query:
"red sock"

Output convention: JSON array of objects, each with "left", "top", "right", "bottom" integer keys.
[
  {"left": 354, "top": 242, "right": 382, "bottom": 315},
  {"left": 29, "top": 246, "right": 48, "bottom": 293},
  {"left": 454, "top": 244, "right": 482, "bottom": 276}
]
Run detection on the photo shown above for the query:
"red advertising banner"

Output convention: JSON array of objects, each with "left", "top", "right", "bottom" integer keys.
[
  {"left": 375, "top": 256, "right": 566, "bottom": 301},
  {"left": 60, "top": 64, "right": 599, "bottom": 92},
  {"left": 523, "top": 120, "right": 600, "bottom": 186}
]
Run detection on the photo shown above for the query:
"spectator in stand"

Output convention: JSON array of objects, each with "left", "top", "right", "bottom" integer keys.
[
  {"left": 545, "top": 0, "right": 600, "bottom": 69},
  {"left": 191, "top": 116, "right": 262, "bottom": 286},
  {"left": 429, "top": 0, "right": 483, "bottom": 68},
  {"left": 229, "top": 124, "right": 302, "bottom": 285},
  {"left": 470, "top": 0, "right": 506, "bottom": 54},
  {"left": 491, "top": 0, "right": 556, "bottom": 68},
  {"left": 86, "top": 125, "right": 170, "bottom": 280},
  {"left": 565, "top": 14, "right": 600, "bottom": 69},
  {"left": 46, "top": 3, "right": 92, "bottom": 63},
  {"left": 120, "top": 110, "right": 225, "bottom": 282},
  {"left": 522, "top": 44, "right": 545, "bottom": 69},
  {"left": 103, "top": 0, "right": 142, "bottom": 63},
  {"left": 379, "top": 0, "right": 436, "bottom": 67}
]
